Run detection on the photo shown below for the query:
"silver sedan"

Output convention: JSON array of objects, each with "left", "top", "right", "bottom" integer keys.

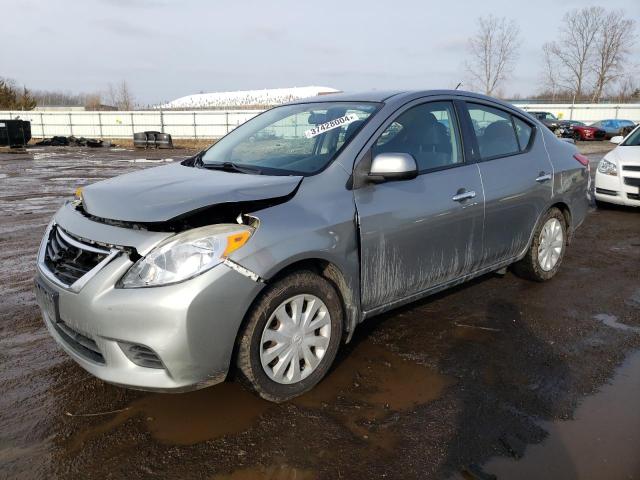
[{"left": 35, "top": 90, "right": 589, "bottom": 401}]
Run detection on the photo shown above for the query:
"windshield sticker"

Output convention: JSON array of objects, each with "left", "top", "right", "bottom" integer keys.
[{"left": 304, "top": 113, "right": 359, "bottom": 139}]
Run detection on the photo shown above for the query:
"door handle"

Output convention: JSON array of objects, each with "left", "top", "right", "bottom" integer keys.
[
  {"left": 452, "top": 190, "right": 476, "bottom": 202},
  {"left": 536, "top": 173, "right": 552, "bottom": 183}
]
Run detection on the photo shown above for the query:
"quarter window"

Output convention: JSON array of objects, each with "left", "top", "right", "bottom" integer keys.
[
  {"left": 468, "top": 104, "right": 520, "bottom": 159},
  {"left": 373, "top": 102, "right": 463, "bottom": 172},
  {"left": 513, "top": 117, "right": 533, "bottom": 150}
]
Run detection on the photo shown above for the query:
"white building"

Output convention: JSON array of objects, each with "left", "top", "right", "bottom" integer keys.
[{"left": 159, "top": 86, "right": 340, "bottom": 109}]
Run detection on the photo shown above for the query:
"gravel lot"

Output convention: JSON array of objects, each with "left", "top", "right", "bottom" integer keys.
[{"left": 1, "top": 142, "right": 639, "bottom": 479}]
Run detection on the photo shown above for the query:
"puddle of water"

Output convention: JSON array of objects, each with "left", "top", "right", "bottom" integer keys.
[
  {"left": 211, "top": 465, "right": 316, "bottom": 480},
  {"left": 65, "top": 341, "right": 450, "bottom": 452},
  {"left": 626, "top": 289, "right": 640, "bottom": 308},
  {"left": 68, "top": 381, "right": 271, "bottom": 448},
  {"left": 453, "top": 324, "right": 496, "bottom": 343},
  {"left": 295, "top": 341, "right": 453, "bottom": 449},
  {"left": 594, "top": 313, "right": 640, "bottom": 333},
  {"left": 485, "top": 350, "right": 640, "bottom": 479}
]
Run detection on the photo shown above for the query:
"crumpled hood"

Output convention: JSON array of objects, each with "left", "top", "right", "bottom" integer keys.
[{"left": 81, "top": 163, "right": 303, "bottom": 222}]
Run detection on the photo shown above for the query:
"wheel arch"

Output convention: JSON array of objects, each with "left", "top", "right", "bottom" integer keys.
[
  {"left": 267, "top": 258, "right": 359, "bottom": 342},
  {"left": 229, "top": 257, "right": 360, "bottom": 375},
  {"left": 548, "top": 201, "right": 573, "bottom": 243}
]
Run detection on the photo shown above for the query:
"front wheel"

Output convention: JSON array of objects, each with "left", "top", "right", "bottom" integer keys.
[
  {"left": 236, "top": 271, "right": 343, "bottom": 402},
  {"left": 513, "top": 208, "right": 567, "bottom": 282}
]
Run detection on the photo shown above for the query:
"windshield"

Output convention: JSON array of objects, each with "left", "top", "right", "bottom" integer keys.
[
  {"left": 622, "top": 127, "right": 640, "bottom": 146},
  {"left": 200, "top": 102, "right": 379, "bottom": 175}
]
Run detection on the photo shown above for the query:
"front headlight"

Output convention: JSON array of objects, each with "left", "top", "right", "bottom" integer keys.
[
  {"left": 597, "top": 158, "right": 618, "bottom": 176},
  {"left": 119, "top": 224, "right": 254, "bottom": 288}
]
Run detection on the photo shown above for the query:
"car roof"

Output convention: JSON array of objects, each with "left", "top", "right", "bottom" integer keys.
[{"left": 288, "top": 89, "right": 525, "bottom": 111}]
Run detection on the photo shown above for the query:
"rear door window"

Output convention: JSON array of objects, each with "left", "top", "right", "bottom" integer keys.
[{"left": 467, "top": 103, "right": 520, "bottom": 159}]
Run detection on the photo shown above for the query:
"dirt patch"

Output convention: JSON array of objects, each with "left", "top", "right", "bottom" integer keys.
[
  {"left": 1, "top": 147, "right": 639, "bottom": 479},
  {"left": 212, "top": 464, "right": 317, "bottom": 480},
  {"left": 575, "top": 140, "right": 616, "bottom": 155}
]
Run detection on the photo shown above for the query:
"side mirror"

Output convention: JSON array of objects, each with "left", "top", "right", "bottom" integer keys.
[
  {"left": 368, "top": 153, "right": 418, "bottom": 182},
  {"left": 610, "top": 136, "right": 623, "bottom": 145}
]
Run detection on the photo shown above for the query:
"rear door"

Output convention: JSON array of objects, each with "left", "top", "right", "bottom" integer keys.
[
  {"left": 462, "top": 102, "right": 553, "bottom": 265},
  {"left": 354, "top": 99, "right": 484, "bottom": 311}
]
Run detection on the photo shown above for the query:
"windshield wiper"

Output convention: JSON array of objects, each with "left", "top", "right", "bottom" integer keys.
[{"left": 201, "top": 161, "right": 261, "bottom": 174}]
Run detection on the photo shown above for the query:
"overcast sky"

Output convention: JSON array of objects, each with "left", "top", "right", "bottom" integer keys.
[{"left": 3, "top": 0, "right": 639, "bottom": 105}]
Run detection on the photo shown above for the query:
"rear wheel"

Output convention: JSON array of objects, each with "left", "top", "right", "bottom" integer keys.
[
  {"left": 236, "top": 271, "right": 343, "bottom": 402},
  {"left": 513, "top": 208, "right": 566, "bottom": 282}
]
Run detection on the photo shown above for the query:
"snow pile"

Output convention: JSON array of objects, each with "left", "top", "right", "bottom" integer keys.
[{"left": 158, "top": 86, "right": 340, "bottom": 109}]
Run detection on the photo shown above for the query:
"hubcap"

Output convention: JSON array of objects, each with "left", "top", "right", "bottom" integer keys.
[
  {"left": 537, "top": 218, "right": 563, "bottom": 271},
  {"left": 260, "top": 294, "right": 331, "bottom": 384}
]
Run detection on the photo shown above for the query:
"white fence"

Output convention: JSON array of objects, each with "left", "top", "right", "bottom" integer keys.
[
  {"left": 0, "top": 110, "right": 262, "bottom": 139},
  {"left": 514, "top": 103, "right": 640, "bottom": 123},
  {"left": 1, "top": 103, "right": 639, "bottom": 140}
]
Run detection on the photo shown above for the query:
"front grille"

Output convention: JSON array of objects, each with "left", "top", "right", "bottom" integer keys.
[
  {"left": 624, "top": 177, "right": 640, "bottom": 187},
  {"left": 594, "top": 130, "right": 606, "bottom": 139},
  {"left": 622, "top": 165, "right": 640, "bottom": 172},
  {"left": 596, "top": 188, "right": 617, "bottom": 196},
  {"left": 53, "top": 320, "right": 105, "bottom": 364},
  {"left": 44, "top": 226, "right": 109, "bottom": 286},
  {"left": 119, "top": 343, "right": 164, "bottom": 369}
]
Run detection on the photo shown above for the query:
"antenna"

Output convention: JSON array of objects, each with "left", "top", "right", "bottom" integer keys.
[{"left": 455, "top": 82, "right": 463, "bottom": 90}]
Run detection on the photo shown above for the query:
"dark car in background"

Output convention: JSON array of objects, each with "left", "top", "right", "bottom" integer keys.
[
  {"left": 529, "top": 111, "right": 561, "bottom": 133},
  {"left": 590, "top": 119, "right": 637, "bottom": 139}
]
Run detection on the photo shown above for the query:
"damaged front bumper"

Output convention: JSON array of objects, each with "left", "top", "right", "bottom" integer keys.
[{"left": 34, "top": 203, "right": 265, "bottom": 392}]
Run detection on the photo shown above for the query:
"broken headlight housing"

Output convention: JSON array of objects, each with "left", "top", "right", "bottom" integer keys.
[
  {"left": 597, "top": 158, "right": 617, "bottom": 176},
  {"left": 119, "top": 225, "right": 254, "bottom": 288}
]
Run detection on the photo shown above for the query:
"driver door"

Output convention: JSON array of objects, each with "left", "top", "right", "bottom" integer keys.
[{"left": 354, "top": 100, "right": 485, "bottom": 311}]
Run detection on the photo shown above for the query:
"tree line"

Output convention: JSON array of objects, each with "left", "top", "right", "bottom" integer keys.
[
  {"left": 0, "top": 78, "right": 37, "bottom": 110},
  {"left": 466, "top": 7, "right": 638, "bottom": 102},
  {"left": 0, "top": 79, "right": 135, "bottom": 111}
]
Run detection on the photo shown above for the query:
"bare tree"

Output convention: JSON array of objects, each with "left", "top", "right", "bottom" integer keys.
[
  {"left": 107, "top": 80, "right": 135, "bottom": 110},
  {"left": 541, "top": 43, "right": 561, "bottom": 102},
  {"left": 84, "top": 93, "right": 103, "bottom": 110},
  {"left": 613, "top": 74, "right": 639, "bottom": 102},
  {"left": 465, "top": 16, "right": 521, "bottom": 96},
  {"left": 591, "top": 11, "right": 635, "bottom": 102},
  {"left": 546, "top": 7, "right": 603, "bottom": 99}
]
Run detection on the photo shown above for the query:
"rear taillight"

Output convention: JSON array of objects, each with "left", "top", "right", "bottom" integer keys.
[{"left": 573, "top": 153, "right": 589, "bottom": 167}]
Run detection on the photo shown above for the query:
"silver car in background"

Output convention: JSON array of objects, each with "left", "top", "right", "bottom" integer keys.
[{"left": 34, "top": 90, "right": 589, "bottom": 402}]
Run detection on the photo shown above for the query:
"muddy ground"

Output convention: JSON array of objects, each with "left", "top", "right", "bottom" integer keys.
[{"left": 1, "top": 142, "right": 639, "bottom": 480}]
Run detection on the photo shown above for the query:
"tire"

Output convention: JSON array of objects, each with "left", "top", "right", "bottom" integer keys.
[
  {"left": 236, "top": 271, "right": 343, "bottom": 402},
  {"left": 595, "top": 199, "right": 608, "bottom": 209},
  {"left": 573, "top": 131, "right": 581, "bottom": 141},
  {"left": 513, "top": 208, "right": 567, "bottom": 282}
]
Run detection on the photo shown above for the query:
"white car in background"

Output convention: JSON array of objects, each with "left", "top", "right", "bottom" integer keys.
[{"left": 595, "top": 126, "right": 640, "bottom": 208}]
